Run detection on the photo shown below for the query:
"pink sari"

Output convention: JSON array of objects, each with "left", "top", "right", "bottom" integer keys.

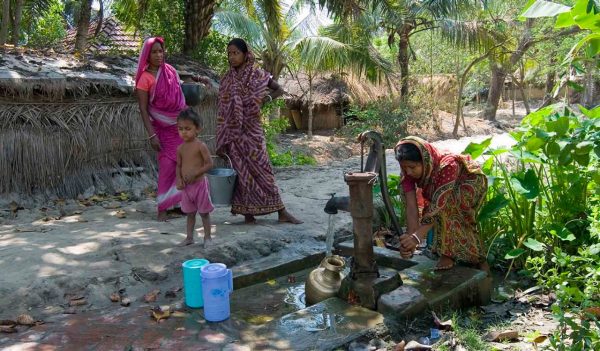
[
  {"left": 217, "top": 52, "right": 285, "bottom": 215},
  {"left": 136, "top": 37, "right": 187, "bottom": 212}
]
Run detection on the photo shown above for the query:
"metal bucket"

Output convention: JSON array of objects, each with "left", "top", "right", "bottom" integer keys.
[{"left": 207, "top": 155, "right": 237, "bottom": 206}]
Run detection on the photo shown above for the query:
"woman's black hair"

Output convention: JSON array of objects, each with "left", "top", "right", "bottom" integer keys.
[
  {"left": 178, "top": 108, "right": 201, "bottom": 128},
  {"left": 395, "top": 143, "right": 422, "bottom": 162},
  {"left": 227, "top": 38, "right": 249, "bottom": 53}
]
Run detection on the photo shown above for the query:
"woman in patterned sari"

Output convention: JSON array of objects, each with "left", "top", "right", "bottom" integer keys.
[
  {"left": 395, "top": 136, "right": 488, "bottom": 271},
  {"left": 135, "top": 37, "right": 187, "bottom": 221},
  {"left": 217, "top": 38, "right": 301, "bottom": 224}
]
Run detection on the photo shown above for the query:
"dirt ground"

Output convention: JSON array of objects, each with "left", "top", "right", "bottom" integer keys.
[
  {"left": 277, "top": 101, "right": 534, "bottom": 165},
  {"left": 0, "top": 101, "right": 556, "bottom": 350}
]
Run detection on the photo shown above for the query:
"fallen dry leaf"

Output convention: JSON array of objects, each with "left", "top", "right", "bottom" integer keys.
[
  {"left": 175, "top": 327, "right": 185, "bottom": 331},
  {"left": 171, "top": 311, "right": 188, "bottom": 318},
  {"left": 109, "top": 293, "right": 120, "bottom": 302},
  {"left": 404, "top": 340, "right": 432, "bottom": 350},
  {"left": 394, "top": 340, "right": 406, "bottom": 351},
  {"left": 0, "top": 325, "right": 17, "bottom": 333},
  {"left": 582, "top": 306, "right": 600, "bottom": 319},
  {"left": 432, "top": 311, "right": 453, "bottom": 331},
  {"left": 63, "top": 307, "right": 76, "bottom": 314},
  {"left": 16, "top": 314, "right": 35, "bottom": 326},
  {"left": 485, "top": 330, "right": 519, "bottom": 342},
  {"left": 115, "top": 210, "right": 127, "bottom": 218},
  {"left": 69, "top": 297, "right": 87, "bottom": 306},
  {"left": 533, "top": 335, "right": 548, "bottom": 344},
  {"left": 120, "top": 298, "right": 131, "bottom": 307},
  {"left": 151, "top": 306, "right": 170, "bottom": 322},
  {"left": 144, "top": 289, "right": 160, "bottom": 303}
]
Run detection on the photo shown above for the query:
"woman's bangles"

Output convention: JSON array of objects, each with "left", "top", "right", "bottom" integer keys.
[
  {"left": 148, "top": 133, "right": 157, "bottom": 140},
  {"left": 411, "top": 233, "right": 421, "bottom": 245}
]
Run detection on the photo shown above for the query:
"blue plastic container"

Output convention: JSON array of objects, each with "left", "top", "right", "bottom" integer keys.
[
  {"left": 201, "top": 263, "right": 233, "bottom": 322},
  {"left": 182, "top": 258, "right": 210, "bottom": 308}
]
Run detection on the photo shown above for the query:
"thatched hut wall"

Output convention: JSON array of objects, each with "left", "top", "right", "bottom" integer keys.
[
  {"left": 281, "top": 73, "right": 399, "bottom": 131},
  {"left": 0, "top": 50, "right": 219, "bottom": 197}
]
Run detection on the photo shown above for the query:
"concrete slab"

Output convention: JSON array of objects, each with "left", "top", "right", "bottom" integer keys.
[
  {"left": 378, "top": 285, "right": 427, "bottom": 318},
  {"left": 334, "top": 241, "right": 417, "bottom": 271},
  {"left": 236, "top": 297, "right": 384, "bottom": 351},
  {"left": 400, "top": 254, "right": 491, "bottom": 310},
  {"left": 233, "top": 252, "right": 324, "bottom": 289}
]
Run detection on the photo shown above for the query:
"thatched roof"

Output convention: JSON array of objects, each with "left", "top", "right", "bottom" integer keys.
[
  {"left": 280, "top": 73, "right": 399, "bottom": 107},
  {"left": 0, "top": 48, "right": 219, "bottom": 101},
  {"left": 63, "top": 17, "right": 142, "bottom": 55}
]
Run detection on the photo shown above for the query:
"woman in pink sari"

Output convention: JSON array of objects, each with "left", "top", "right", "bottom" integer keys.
[
  {"left": 136, "top": 37, "right": 187, "bottom": 221},
  {"left": 217, "top": 38, "right": 301, "bottom": 224}
]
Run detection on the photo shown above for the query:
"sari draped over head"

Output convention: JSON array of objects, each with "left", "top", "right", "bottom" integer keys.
[
  {"left": 395, "top": 136, "right": 488, "bottom": 264},
  {"left": 136, "top": 37, "right": 187, "bottom": 212},
  {"left": 217, "top": 51, "right": 285, "bottom": 215}
]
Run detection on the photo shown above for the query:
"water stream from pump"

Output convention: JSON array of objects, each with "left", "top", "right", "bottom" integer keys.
[{"left": 325, "top": 214, "right": 335, "bottom": 256}]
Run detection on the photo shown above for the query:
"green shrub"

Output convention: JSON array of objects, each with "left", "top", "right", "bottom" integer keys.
[{"left": 261, "top": 100, "right": 317, "bottom": 167}]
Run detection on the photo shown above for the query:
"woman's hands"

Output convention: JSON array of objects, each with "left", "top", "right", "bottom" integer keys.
[
  {"left": 149, "top": 135, "right": 161, "bottom": 152},
  {"left": 399, "top": 233, "right": 420, "bottom": 259}
]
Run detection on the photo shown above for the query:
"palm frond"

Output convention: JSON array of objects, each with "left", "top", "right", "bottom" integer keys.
[
  {"left": 257, "top": 0, "right": 285, "bottom": 39},
  {"left": 213, "top": 9, "right": 266, "bottom": 48},
  {"left": 423, "top": 0, "right": 486, "bottom": 18},
  {"left": 437, "top": 18, "right": 494, "bottom": 52}
]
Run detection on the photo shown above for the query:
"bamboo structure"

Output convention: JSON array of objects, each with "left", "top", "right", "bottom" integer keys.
[{"left": 0, "top": 51, "right": 219, "bottom": 197}]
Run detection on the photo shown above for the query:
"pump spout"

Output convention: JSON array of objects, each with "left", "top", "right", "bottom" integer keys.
[{"left": 324, "top": 193, "right": 350, "bottom": 214}]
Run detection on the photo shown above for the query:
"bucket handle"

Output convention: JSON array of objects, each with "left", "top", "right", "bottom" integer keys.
[{"left": 211, "top": 154, "right": 234, "bottom": 170}]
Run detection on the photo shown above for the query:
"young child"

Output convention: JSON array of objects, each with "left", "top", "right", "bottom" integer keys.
[{"left": 176, "top": 108, "right": 214, "bottom": 247}]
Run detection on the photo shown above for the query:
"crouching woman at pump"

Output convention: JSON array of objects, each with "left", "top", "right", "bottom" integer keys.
[{"left": 395, "top": 136, "right": 489, "bottom": 272}]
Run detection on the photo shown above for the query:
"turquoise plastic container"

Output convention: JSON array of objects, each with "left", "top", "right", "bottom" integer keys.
[
  {"left": 182, "top": 258, "right": 209, "bottom": 308},
  {"left": 201, "top": 263, "right": 233, "bottom": 322}
]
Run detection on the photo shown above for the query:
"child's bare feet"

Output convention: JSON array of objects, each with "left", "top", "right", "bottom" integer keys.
[
  {"left": 202, "top": 237, "right": 212, "bottom": 248},
  {"left": 278, "top": 209, "right": 303, "bottom": 224},
  {"left": 157, "top": 211, "right": 168, "bottom": 222},
  {"left": 244, "top": 215, "right": 257, "bottom": 224},
  {"left": 178, "top": 238, "right": 194, "bottom": 246}
]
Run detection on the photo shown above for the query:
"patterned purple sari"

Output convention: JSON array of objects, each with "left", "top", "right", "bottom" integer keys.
[{"left": 217, "top": 53, "right": 284, "bottom": 215}]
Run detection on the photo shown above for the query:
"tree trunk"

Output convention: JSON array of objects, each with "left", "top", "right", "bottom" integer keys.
[
  {"left": 583, "top": 60, "right": 595, "bottom": 107},
  {"left": 94, "top": 0, "right": 104, "bottom": 37},
  {"left": 454, "top": 53, "right": 489, "bottom": 137},
  {"left": 11, "top": 0, "right": 24, "bottom": 46},
  {"left": 484, "top": 63, "right": 507, "bottom": 121},
  {"left": 397, "top": 24, "right": 413, "bottom": 98},
  {"left": 307, "top": 74, "right": 314, "bottom": 139},
  {"left": 183, "top": 0, "right": 217, "bottom": 55},
  {"left": 0, "top": 0, "right": 9, "bottom": 45},
  {"left": 74, "top": 0, "right": 93, "bottom": 53}
]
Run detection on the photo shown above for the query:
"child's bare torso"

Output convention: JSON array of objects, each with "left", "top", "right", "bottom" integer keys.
[{"left": 179, "top": 140, "right": 209, "bottom": 184}]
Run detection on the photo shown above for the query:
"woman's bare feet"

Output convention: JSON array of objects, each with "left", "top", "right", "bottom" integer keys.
[
  {"left": 479, "top": 261, "right": 491, "bottom": 276},
  {"left": 278, "top": 209, "right": 303, "bottom": 224},
  {"left": 178, "top": 238, "right": 194, "bottom": 246},
  {"left": 157, "top": 211, "right": 168, "bottom": 222},
  {"left": 434, "top": 255, "right": 455, "bottom": 271},
  {"left": 244, "top": 215, "right": 257, "bottom": 224},
  {"left": 202, "top": 237, "right": 212, "bottom": 248}
]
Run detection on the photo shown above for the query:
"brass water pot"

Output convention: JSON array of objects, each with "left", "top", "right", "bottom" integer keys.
[{"left": 305, "top": 255, "right": 346, "bottom": 306}]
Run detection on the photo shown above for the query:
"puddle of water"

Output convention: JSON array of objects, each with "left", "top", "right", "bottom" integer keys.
[{"left": 229, "top": 268, "right": 311, "bottom": 325}]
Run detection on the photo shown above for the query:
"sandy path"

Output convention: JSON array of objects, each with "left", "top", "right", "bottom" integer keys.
[{"left": 0, "top": 132, "right": 514, "bottom": 320}]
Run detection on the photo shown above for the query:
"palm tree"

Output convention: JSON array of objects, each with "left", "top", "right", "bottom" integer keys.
[
  {"left": 0, "top": 0, "right": 10, "bottom": 45},
  {"left": 216, "top": 0, "right": 395, "bottom": 137},
  {"left": 74, "top": 0, "right": 92, "bottom": 52},
  {"left": 315, "top": 0, "right": 487, "bottom": 97},
  {"left": 112, "top": 0, "right": 218, "bottom": 54}
]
